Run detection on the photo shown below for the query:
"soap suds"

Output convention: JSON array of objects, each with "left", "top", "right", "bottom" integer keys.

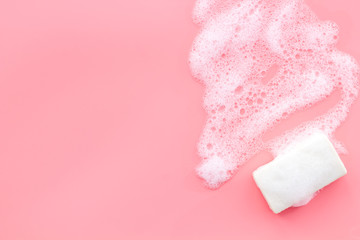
[{"left": 190, "top": 0, "right": 359, "bottom": 188}]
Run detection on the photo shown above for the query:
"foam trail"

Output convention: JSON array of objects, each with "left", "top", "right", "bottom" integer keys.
[{"left": 189, "top": 0, "right": 359, "bottom": 188}]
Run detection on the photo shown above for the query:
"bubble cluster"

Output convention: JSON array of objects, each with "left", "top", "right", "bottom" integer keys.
[{"left": 190, "top": 0, "right": 359, "bottom": 188}]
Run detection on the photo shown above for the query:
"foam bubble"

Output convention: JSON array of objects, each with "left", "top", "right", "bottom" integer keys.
[{"left": 190, "top": 0, "right": 359, "bottom": 188}]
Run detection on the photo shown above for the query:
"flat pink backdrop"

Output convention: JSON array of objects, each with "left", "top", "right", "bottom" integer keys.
[{"left": 0, "top": 0, "right": 359, "bottom": 239}]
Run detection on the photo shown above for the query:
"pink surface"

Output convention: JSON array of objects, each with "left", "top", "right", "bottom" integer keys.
[{"left": 0, "top": 0, "right": 359, "bottom": 239}]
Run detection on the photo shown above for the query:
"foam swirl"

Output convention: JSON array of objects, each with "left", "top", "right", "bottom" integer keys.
[{"left": 190, "top": 0, "right": 359, "bottom": 188}]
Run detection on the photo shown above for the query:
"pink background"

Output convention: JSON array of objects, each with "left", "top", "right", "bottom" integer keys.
[{"left": 0, "top": 0, "right": 359, "bottom": 239}]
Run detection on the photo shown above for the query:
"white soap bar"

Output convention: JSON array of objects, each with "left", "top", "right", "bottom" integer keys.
[{"left": 253, "top": 132, "right": 347, "bottom": 214}]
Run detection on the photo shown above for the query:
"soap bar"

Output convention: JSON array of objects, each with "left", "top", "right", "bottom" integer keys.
[{"left": 253, "top": 132, "right": 347, "bottom": 214}]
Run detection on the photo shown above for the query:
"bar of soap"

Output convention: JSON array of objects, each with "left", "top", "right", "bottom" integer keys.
[{"left": 253, "top": 132, "right": 347, "bottom": 214}]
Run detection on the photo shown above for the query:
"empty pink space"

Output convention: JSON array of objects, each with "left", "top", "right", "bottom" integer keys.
[{"left": 0, "top": 0, "right": 359, "bottom": 239}]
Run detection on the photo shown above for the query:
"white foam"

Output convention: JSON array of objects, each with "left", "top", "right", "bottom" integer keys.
[{"left": 190, "top": 0, "right": 359, "bottom": 188}]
